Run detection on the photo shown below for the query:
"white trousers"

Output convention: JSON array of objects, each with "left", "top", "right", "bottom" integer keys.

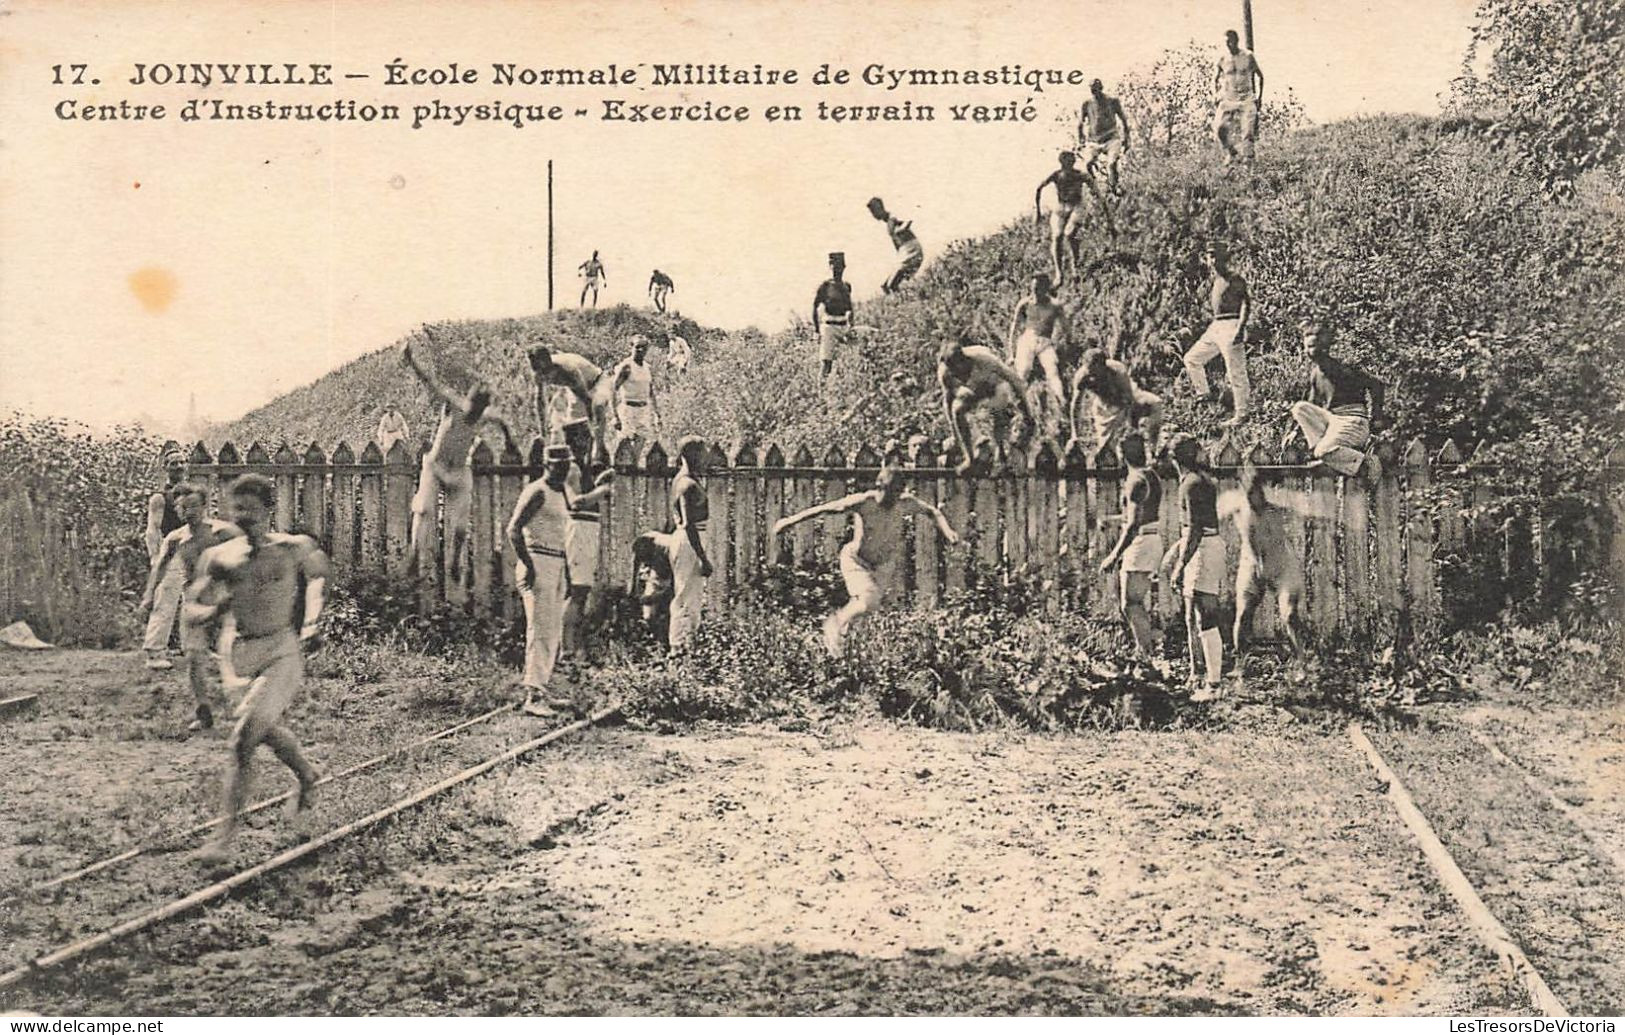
[
  {"left": 1291, "top": 402, "right": 1371, "bottom": 475},
  {"left": 143, "top": 564, "right": 184, "bottom": 652},
  {"left": 518, "top": 552, "right": 568, "bottom": 690},
  {"left": 667, "top": 529, "right": 707, "bottom": 648},
  {"left": 1183, "top": 318, "right": 1250, "bottom": 418}
]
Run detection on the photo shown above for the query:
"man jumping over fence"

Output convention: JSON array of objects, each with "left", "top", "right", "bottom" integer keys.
[
  {"left": 528, "top": 345, "right": 614, "bottom": 464},
  {"left": 610, "top": 335, "right": 660, "bottom": 448},
  {"left": 773, "top": 462, "right": 960, "bottom": 657},
  {"left": 1097, "top": 432, "right": 1162, "bottom": 666},
  {"left": 403, "top": 340, "right": 519, "bottom": 585},
  {"left": 1220, "top": 466, "right": 1306, "bottom": 672},
  {"left": 1166, "top": 434, "right": 1227, "bottom": 700},
  {"left": 1182, "top": 240, "right": 1252, "bottom": 427},
  {"left": 140, "top": 482, "right": 241, "bottom": 733},
  {"left": 560, "top": 419, "right": 615, "bottom": 672},
  {"left": 1033, "top": 152, "right": 1113, "bottom": 288},
  {"left": 937, "top": 335, "right": 1038, "bottom": 474},
  {"left": 1008, "top": 272, "right": 1072, "bottom": 434},
  {"left": 1071, "top": 347, "right": 1164, "bottom": 463},
  {"left": 187, "top": 474, "right": 328, "bottom": 863},
  {"left": 868, "top": 197, "right": 923, "bottom": 294},
  {"left": 813, "top": 252, "right": 855, "bottom": 382},
  {"left": 507, "top": 444, "right": 578, "bottom": 718},
  {"left": 1286, "top": 319, "right": 1386, "bottom": 476},
  {"left": 141, "top": 448, "right": 189, "bottom": 670}
]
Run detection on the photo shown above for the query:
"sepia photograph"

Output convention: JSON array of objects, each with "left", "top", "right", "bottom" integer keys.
[{"left": 1, "top": 0, "right": 1622, "bottom": 1021}]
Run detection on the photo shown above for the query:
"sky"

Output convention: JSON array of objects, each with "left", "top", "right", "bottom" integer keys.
[{"left": 0, "top": 0, "right": 1480, "bottom": 431}]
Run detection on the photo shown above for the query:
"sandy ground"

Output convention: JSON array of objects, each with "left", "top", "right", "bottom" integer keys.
[{"left": 2, "top": 648, "right": 1613, "bottom": 1014}]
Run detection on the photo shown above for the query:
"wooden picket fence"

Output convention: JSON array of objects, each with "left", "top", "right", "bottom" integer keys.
[{"left": 156, "top": 435, "right": 1625, "bottom": 641}]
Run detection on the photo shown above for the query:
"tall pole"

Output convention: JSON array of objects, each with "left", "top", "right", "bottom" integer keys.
[
  {"left": 1243, "top": 0, "right": 1254, "bottom": 51},
  {"left": 549, "top": 157, "right": 555, "bottom": 310}
]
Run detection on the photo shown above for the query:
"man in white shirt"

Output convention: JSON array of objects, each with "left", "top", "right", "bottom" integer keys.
[{"left": 610, "top": 335, "right": 660, "bottom": 447}]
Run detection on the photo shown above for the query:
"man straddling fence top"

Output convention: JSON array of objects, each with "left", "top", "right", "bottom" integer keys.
[
  {"left": 140, "top": 482, "right": 241, "bottom": 734},
  {"left": 773, "top": 461, "right": 960, "bottom": 658},
  {"left": 1033, "top": 152, "right": 1113, "bottom": 289},
  {"left": 141, "top": 448, "right": 190, "bottom": 670},
  {"left": 610, "top": 335, "right": 660, "bottom": 447},
  {"left": 667, "top": 437, "right": 714, "bottom": 651},
  {"left": 937, "top": 335, "right": 1038, "bottom": 475},
  {"left": 1166, "top": 434, "right": 1227, "bottom": 700},
  {"left": 1008, "top": 272, "right": 1072, "bottom": 432},
  {"left": 579, "top": 251, "right": 607, "bottom": 308},
  {"left": 560, "top": 419, "right": 615, "bottom": 671},
  {"left": 1220, "top": 467, "right": 1305, "bottom": 673},
  {"left": 1078, "top": 79, "right": 1132, "bottom": 196},
  {"left": 868, "top": 197, "right": 923, "bottom": 295},
  {"left": 648, "top": 269, "right": 675, "bottom": 314},
  {"left": 529, "top": 345, "right": 614, "bottom": 464},
  {"left": 1214, "top": 29, "right": 1265, "bottom": 165},
  {"left": 186, "top": 474, "right": 329, "bottom": 863},
  {"left": 1097, "top": 431, "right": 1162, "bottom": 667},
  {"left": 812, "top": 252, "right": 855, "bottom": 382},
  {"left": 507, "top": 444, "right": 579, "bottom": 718},
  {"left": 403, "top": 341, "right": 520, "bottom": 585},
  {"left": 1286, "top": 319, "right": 1386, "bottom": 476},
  {"left": 1071, "top": 347, "right": 1164, "bottom": 463},
  {"left": 1182, "top": 240, "right": 1252, "bottom": 428}
]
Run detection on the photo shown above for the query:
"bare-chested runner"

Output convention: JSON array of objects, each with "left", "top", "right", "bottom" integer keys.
[
  {"left": 528, "top": 345, "right": 613, "bottom": 464},
  {"left": 938, "top": 336, "right": 1038, "bottom": 474},
  {"left": 1007, "top": 272, "right": 1071, "bottom": 433},
  {"left": 773, "top": 463, "right": 960, "bottom": 656},
  {"left": 1070, "top": 347, "right": 1164, "bottom": 463},
  {"left": 1033, "top": 152, "right": 1114, "bottom": 287}
]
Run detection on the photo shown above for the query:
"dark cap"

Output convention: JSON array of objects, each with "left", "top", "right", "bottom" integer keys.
[
  {"left": 545, "top": 444, "right": 573, "bottom": 462},
  {"left": 829, "top": 252, "right": 845, "bottom": 264}
]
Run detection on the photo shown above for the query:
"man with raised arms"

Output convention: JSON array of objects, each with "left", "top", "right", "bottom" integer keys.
[{"left": 937, "top": 335, "right": 1038, "bottom": 474}]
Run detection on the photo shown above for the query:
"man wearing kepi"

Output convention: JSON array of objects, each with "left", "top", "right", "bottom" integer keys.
[
  {"left": 1214, "top": 29, "right": 1264, "bottom": 164},
  {"left": 812, "top": 252, "right": 855, "bottom": 382},
  {"left": 773, "top": 462, "right": 959, "bottom": 657},
  {"left": 1097, "top": 432, "right": 1162, "bottom": 666},
  {"left": 1286, "top": 319, "right": 1386, "bottom": 476},
  {"left": 1182, "top": 240, "right": 1252, "bottom": 427},
  {"left": 141, "top": 448, "right": 189, "bottom": 670},
  {"left": 508, "top": 444, "right": 577, "bottom": 718},
  {"left": 186, "top": 474, "right": 328, "bottom": 863},
  {"left": 1166, "top": 435, "right": 1227, "bottom": 700},
  {"left": 667, "top": 437, "right": 714, "bottom": 650}
]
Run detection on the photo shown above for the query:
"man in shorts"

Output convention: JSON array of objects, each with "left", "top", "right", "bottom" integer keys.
[
  {"left": 403, "top": 340, "right": 519, "bottom": 583},
  {"left": 1214, "top": 30, "right": 1265, "bottom": 164},
  {"left": 772, "top": 463, "right": 959, "bottom": 656},
  {"left": 1286, "top": 319, "right": 1387, "bottom": 476},
  {"left": 1070, "top": 347, "right": 1164, "bottom": 462},
  {"left": 868, "top": 197, "right": 923, "bottom": 294},
  {"left": 937, "top": 335, "right": 1039, "bottom": 474},
  {"left": 140, "top": 482, "right": 241, "bottom": 733},
  {"left": 1097, "top": 432, "right": 1162, "bottom": 663},
  {"left": 579, "top": 251, "right": 607, "bottom": 307},
  {"left": 1220, "top": 467, "right": 1306, "bottom": 670},
  {"left": 1006, "top": 272, "right": 1072, "bottom": 432},
  {"left": 507, "top": 445, "right": 578, "bottom": 717},
  {"left": 528, "top": 345, "right": 614, "bottom": 464},
  {"left": 560, "top": 419, "right": 615, "bottom": 669},
  {"left": 141, "top": 448, "right": 189, "bottom": 670},
  {"left": 812, "top": 252, "right": 855, "bottom": 381},
  {"left": 1166, "top": 434, "right": 1227, "bottom": 699},
  {"left": 648, "top": 269, "right": 675, "bottom": 314},
  {"left": 186, "top": 474, "right": 328, "bottom": 862},
  {"left": 1182, "top": 240, "right": 1252, "bottom": 427},
  {"left": 1033, "top": 152, "right": 1114, "bottom": 288},
  {"left": 610, "top": 335, "right": 660, "bottom": 447},
  {"left": 1078, "top": 79, "right": 1132, "bottom": 195}
]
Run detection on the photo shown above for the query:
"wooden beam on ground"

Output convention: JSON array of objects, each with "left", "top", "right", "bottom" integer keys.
[{"left": 0, "top": 693, "right": 39, "bottom": 718}]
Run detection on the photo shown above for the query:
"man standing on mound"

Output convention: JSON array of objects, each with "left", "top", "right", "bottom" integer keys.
[
  {"left": 1181, "top": 240, "right": 1252, "bottom": 428},
  {"left": 579, "top": 251, "right": 607, "bottom": 307},
  {"left": 186, "top": 474, "right": 328, "bottom": 863},
  {"left": 773, "top": 463, "right": 959, "bottom": 657}
]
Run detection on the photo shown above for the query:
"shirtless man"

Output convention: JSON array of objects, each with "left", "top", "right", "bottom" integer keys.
[
  {"left": 610, "top": 335, "right": 659, "bottom": 446},
  {"left": 1166, "top": 435, "right": 1227, "bottom": 699},
  {"left": 560, "top": 419, "right": 615, "bottom": 669},
  {"left": 812, "top": 252, "right": 856, "bottom": 381},
  {"left": 528, "top": 345, "right": 613, "bottom": 464},
  {"left": 868, "top": 197, "right": 923, "bottom": 294},
  {"left": 403, "top": 340, "right": 519, "bottom": 583},
  {"left": 1070, "top": 347, "right": 1164, "bottom": 462},
  {"left": 1078, "top": 79, "right": 1132, "bottom": 195},
  {"left": 648, "top": 269, "right": 675, "bottom": 314},
  {"left": 667, "top": 332, "right": 693, "bottom": 377},
  {"left": 140, "top": 482, "right": 241, "bottom": 732},
  {"left": 579, "top": 251, "right": 607, "bottom": 307},
  {"left": 773, "top": 464, "right": 960, "bottom": 656},
  {"left": 666, "top": 438, "right": 714, "bottom": 650},
  {"left": 141, "top": 449, "right": 190, "bottom": 670},
  {"left": 1214, "top": 30, "right": 1265, "bottom": 164},
  {"left": 1007, "top": 273, "right": 1072, "bottom": 431},
  {"left": 937, "top": 336, "right": 1038, "bottom": 474},
  {"left": 1033, "top": 152, "right": 1114, "bottom": 287},
  {"left": 186, "top": 474, "right": 328, "bottom": 862},
  {"left": 1097, "top": 433, "right": 1162, "bottom": 662},
  {"left": 507, "top": 444, "right": 578, "bottom": 717},
  {"left": 1220, "top": 467, "right": 1306, "bottom": 670},
  {"left": 1286, "top": 320, "right": 1387, "bottom": 476},
  {"left": 1182, "top": 240, "right": 1252, "bottom": 427}
]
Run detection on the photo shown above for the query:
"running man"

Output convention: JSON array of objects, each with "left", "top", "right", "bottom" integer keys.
[
  {"left": 528, "top": 345, "right": 614, "bottom": 463},
  {"left": 1287, "top": 319, "right": 1386, "bottom": 476},
  {"left": 140, "top": 482, "right": 242, "bottom": 732},
  {"left": 1070, "top": 347, "right": 1164, "bottom": 462},
  {"left": 812, "top": 252, "right": 855, "bottom": 381},
  {"left": 666, "top": 437, "right": 714, "bottom": 650},
  {"left": 1078, "top": 79, "right": 1132, "bottom": 195},
  {"left": 403, "top": 341, "right": 520, "bottom": 583},
  {"left": 648, "top": 269, "right": 675, "bottom": 314},
  {"left": 507, "top": 444, "right": 578, "bottom": 717},
  {"left": 1166, "top": 435, "right": 1227, "bottom": 699},
  {"left": 1220, "top": 467, "right": 1306, "bottom": 670},
  {"left": 141, "top": 448, "right": 190, "bottom": 670},
  {"left": 186, "top": 474, "right": 328, "bottom": 862},
  {"left": 1033, "top": 152, "right": 1114, "bottom": 287},
  {"left": 1007, "top": 272, "right": 1072, "bottom": 431},
  {"left": 1214, "top": 30, "right": 1265, "bottom": 164},
  {"left": 610, "top": 335, "right": 660, "bottom": 446},
  {"left": 772, "top": 463, "right": 960, "bottom": 657},
  {"left": 560, "top": 419, "right": 615, "bottom": 668},
  {"left": 579, "top": 251, "right": 607, "bottom": 307},
  {"left": 1097, "top": 432, "right": 1162, "bottom": 663},
  {"left": 667, "top": 332, "right": 693, "bottom": 377},
  {"left": 868, "top": 197, "right": 923, "bottom": 294},
  {"left": 1182, "top": 240, "right": 1252, "bottom": 427},
  {"left": 938, "top": 336, "right": 1038, "bottom": 474}
]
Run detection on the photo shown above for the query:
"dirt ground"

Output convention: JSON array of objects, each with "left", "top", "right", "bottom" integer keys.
[{"left": 0, "top": 648, "right": 1616, "bottom": 1015}]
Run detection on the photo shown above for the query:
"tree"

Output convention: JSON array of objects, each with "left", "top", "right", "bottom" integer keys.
[
  {"left": 1450, "top": 0, "right": 1625, "bottom": 193},
  {"left": 1110, "top": 41, "right": 1308, "bottom": 153}
]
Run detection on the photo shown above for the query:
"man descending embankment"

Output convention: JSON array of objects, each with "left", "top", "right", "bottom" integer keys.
[
  {"left": 1181, "top": 241, "right": 1252, "bottom": 428},
  {"left": 1214, "top": 29, "right": 1264, "bottom": 164},
  {"left": 813, "top": 252, "right": 855, "bottom": 382},
  {"left": 1071, "top": 348, "right": 1164, "bottom": 463},
  {"left": 868, "top": 197, "right": 923, "bottom": 294},
  {"left": 937, "top": 336, "right": 1038, "bottom": 475},
  {"left": 529, "top": 345, "right": 614, "bottom": 464},
  {"left": 1007, "top": 273, "right": 1071, "bottom": 434}
]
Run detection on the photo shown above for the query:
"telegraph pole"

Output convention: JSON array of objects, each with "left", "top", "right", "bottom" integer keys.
[
  {"left": 1243, "top": 0, "right": 1254, "bottom": 51},
  {"left": 547, "top": 159, "right": 555, "bottom": 311}
]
